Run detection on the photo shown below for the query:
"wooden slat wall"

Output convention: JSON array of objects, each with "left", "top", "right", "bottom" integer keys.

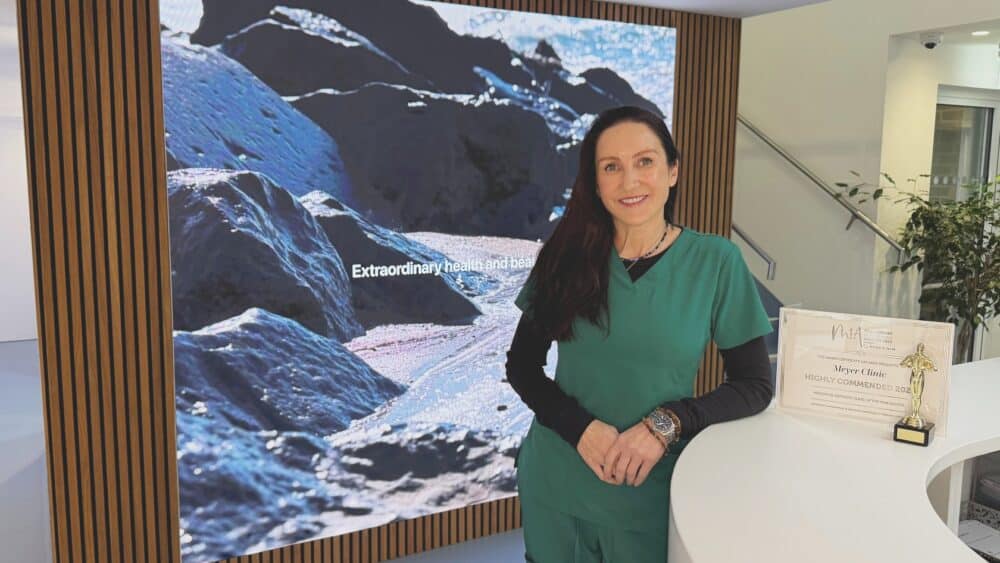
[
  {"left": 17, "top": 0, "right": 179, "bottom": 563},
  {"left": 17, "top": 1, "right": 740, "bottom": 562},
  {"left": 671, "top": 11, "right": 744, "bottom": 395}
]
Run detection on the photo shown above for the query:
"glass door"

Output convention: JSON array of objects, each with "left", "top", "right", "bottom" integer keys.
[
  {"left": 928, "top": 87, "right": 1000, "bottom": 361},
  {"left": 929, "top": 104, "right": 994, "bottom": 202}
]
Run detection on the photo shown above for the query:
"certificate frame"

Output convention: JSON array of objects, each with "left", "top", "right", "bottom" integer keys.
[{"left": 776, "top": 307, "right": 954, "bottom": 436}]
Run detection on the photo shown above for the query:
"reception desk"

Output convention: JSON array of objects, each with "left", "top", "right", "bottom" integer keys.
[{"left": 668, "top": 357, "right": 1000, "bottom": 563}]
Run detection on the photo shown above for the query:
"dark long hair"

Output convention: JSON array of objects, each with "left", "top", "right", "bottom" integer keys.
[{"left": 528, "top": 106, "right": 680, "bottom": 341}]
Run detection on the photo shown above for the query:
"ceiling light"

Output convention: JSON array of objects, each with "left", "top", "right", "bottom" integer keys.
[{"left": 972, "top": 31, "right": 990, "bottom": 37}]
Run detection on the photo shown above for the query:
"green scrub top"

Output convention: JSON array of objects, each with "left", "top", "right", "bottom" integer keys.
[{"left": 513, "top": 227, "right": 773, "bottom": 531}]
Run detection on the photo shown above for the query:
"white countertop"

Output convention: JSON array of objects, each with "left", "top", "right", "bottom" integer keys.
[{"left": 668, "top": 356, "right": 1000, "bottom": 563}]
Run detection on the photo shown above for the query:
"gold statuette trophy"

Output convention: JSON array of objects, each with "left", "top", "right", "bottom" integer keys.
[{"left": 893, "top": 343, "right": 938, "bottom": 446}]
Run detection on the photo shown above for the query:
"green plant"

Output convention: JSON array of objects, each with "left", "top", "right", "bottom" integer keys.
[{"left": 835, "top": 172, "right": 1000, "bottom": 364}]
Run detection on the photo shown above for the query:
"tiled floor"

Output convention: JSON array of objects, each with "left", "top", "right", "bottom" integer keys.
[
  {"left": 0, "top": 339, "right": 523, "bottom": 563},
  {"left": 395, "top": 530, "right": 523, "bottom": 563},
  {"left": 0, "top": 339, "right": 50, "bottom": 563}
]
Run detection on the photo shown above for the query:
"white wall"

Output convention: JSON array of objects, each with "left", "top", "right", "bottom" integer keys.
[
  {"left": 737, "top": 0, "right": 1000, "bottom": 329},
  {"left": 733, "top": 126, "right": 878, "bottom": 315},
  {"left": 0, "top": 0, "right": 37, "bottom": 343}
]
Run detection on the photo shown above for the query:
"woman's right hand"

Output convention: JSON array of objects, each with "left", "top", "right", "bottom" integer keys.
[{"left": 577, "top": 419, "right": 620, "bottom": 484}]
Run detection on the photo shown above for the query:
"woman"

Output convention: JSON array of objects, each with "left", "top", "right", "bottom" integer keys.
[{"left": 506, "top": 106, "right": 774, "bottom": 562}]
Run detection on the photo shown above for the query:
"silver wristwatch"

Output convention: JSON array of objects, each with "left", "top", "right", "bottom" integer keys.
[{"left": 646, "top": 407, "right": 677, "bottom": 444}]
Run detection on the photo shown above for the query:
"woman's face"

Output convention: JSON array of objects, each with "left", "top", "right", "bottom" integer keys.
[{"left": 594, "top": 121, "right": 678, "bottom": 232}]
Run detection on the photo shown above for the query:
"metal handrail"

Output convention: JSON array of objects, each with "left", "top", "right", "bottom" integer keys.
[
  {"left": 732, "top": 224, "right": 776, "bottom": 280},
  {"left": 737, "top": 114, "right": 905, "bottom": 261}
]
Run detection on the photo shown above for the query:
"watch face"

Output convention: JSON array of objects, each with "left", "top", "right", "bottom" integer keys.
[{"left": 650, "top": 411, "right": 674, "bottom": 434}]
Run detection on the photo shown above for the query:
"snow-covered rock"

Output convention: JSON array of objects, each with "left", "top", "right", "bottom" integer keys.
[
  {"left": 293, "top": 83, "right": 569, "bottom": 239},
  {"left": 161, "top": 32, "right": 357, "bottom": 202},
  {"left": 191, "top": 0, "right": 664, "bottom": 117},
  {"left": 176, "top": 411, "right": 338, "bottom": 562},
  {"left": 167, "top": 169, "right": 363, "bottom": 340},
  {"left": 299, "top": 191, "right": 488, "bottom": 328},
  {"left": 173, "top": 307, "right": 403, "bottom": 435},
  {"left": 176, "top": 413, "right": 516, "bottom": 562},
  {"left": 219, "top": 8, "right": 433, "bottom": 96},
  {"left": 327, "top": 422, "right": 518, "bottom": 488}
]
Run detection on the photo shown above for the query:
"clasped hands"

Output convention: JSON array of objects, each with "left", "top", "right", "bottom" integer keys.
[{"left": 576, "top": 418, "right": 667, "bottom": 487}]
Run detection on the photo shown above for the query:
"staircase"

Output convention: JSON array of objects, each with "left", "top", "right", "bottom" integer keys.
[{"left": 732, "top": 115, "right": 906, "bottom": 392}]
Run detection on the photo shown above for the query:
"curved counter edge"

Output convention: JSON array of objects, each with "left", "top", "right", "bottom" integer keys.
[{"left": 668, "top": 357, "right": 1000, "bottom": 563}]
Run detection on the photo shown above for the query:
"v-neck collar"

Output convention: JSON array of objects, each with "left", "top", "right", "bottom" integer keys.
[{"left": 610, "top": 226, "right": 690, "bottom": 288}]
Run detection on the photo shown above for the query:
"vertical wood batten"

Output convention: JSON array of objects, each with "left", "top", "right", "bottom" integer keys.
[
  {"left": 16, "top": 1, "right": 62, "bottom": 561},
  {"left": 48, "top": 0, "right": 80, "bottom": 557},
  {"left": 148, "top": 0, "right": 183, "bottom": 550},
  {"left": 134, "top": 0, "right": 166, "bottom": 558},
  {"left": 111, "top": 0, "right": 139, "bottom": 560},
  {"left": 65, "top": 0, "right": 100, "bottom": 560},
  {"left": 119, "top": 0, "right": 150, "bottom": 558},
  {"left": 80, "top": 0, "right": 114, "bottom": 560}
]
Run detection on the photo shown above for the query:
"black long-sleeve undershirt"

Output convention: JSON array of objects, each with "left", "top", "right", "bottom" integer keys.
[{"left": 505, "top": 240, "right": 774, "bottom": 448}]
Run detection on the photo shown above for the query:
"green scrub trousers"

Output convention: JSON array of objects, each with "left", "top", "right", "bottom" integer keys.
[{"left": 521, "top": 496, "right": 667, "bottom": 563}]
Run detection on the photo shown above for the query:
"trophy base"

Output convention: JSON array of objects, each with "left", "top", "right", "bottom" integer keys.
[{"left": 893, "top": 421, "right": 935, "bottom": 446}]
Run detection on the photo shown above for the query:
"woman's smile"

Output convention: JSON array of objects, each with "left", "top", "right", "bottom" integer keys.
[{"left": 618, "top": 194, "right": 649, "bottom": 207}]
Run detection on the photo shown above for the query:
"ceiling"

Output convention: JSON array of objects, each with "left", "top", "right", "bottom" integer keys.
[
  {"left": 899, "top": 18, "right": 1000, "bottom": 48},
  {"left": 607, "top": 0, "right": 830, "bottom": 19}
]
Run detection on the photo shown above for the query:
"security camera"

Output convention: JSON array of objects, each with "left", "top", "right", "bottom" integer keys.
[{"left": 919, "top": 32, "right": 943, "bottom": 49}]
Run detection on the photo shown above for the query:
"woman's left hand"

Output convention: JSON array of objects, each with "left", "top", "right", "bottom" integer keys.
[{"left": 602, "top": 421, "right": 666, "bottom": 487}]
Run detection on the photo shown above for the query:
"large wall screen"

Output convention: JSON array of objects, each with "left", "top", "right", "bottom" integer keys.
[{"left": 159, "top": 1, "right": 675, "bottom": 560}]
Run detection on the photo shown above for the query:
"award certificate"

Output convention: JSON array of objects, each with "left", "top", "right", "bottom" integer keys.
[{"left": 776, "top": 308, "right": 954, "bottom": 436}]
